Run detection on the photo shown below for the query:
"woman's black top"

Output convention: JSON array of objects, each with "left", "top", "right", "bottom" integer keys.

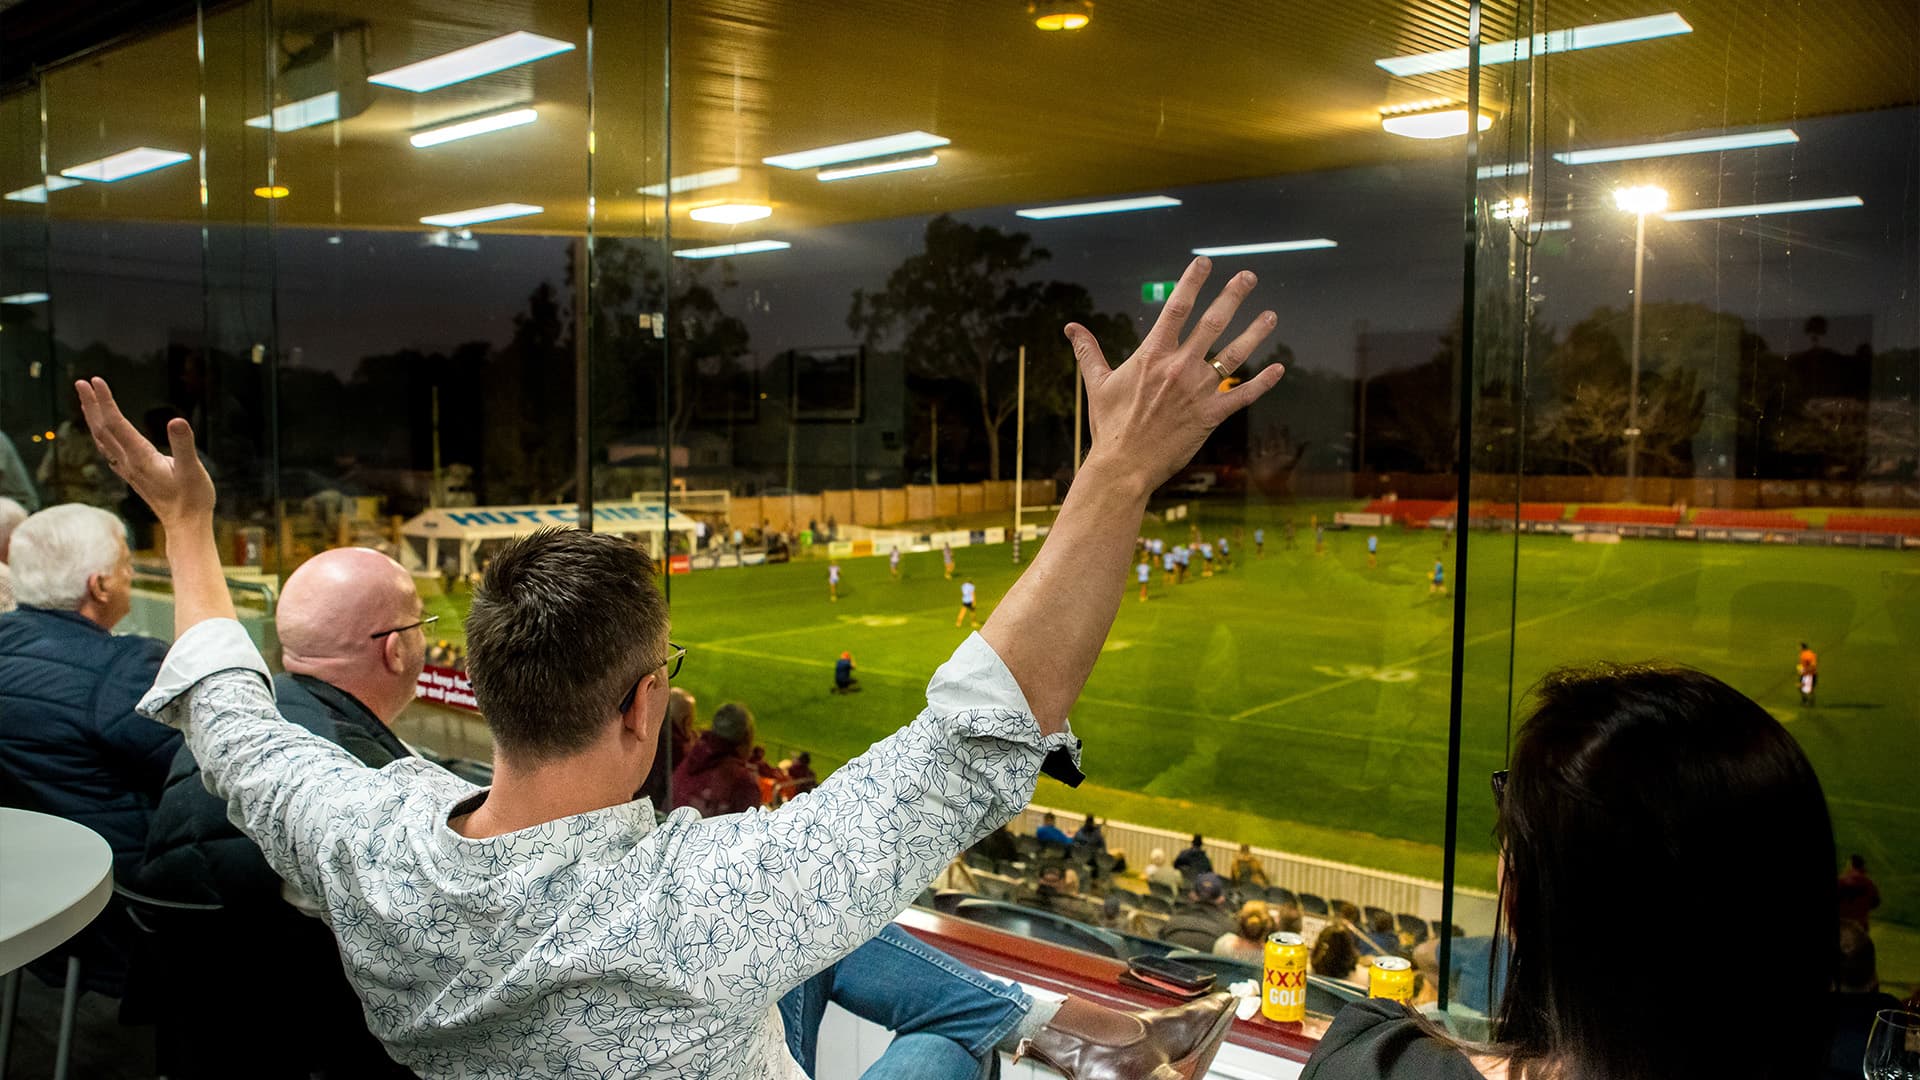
[{"left": 1301, "top": 999, "right": 1483, "bottom": 1080}]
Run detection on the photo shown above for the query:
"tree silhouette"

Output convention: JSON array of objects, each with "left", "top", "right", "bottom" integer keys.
[{"left": 848, "top": 214, "right": 1134, "bottom": 480}]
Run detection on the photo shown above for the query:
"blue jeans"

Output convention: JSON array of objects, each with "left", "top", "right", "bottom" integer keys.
[{"left": 778, "top": 924, "right": 1030, "bottom": 1080}]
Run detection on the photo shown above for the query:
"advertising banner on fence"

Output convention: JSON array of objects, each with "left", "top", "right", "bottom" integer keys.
[{"left": 416, "top": 665, "right": 479, "bottom": 712}]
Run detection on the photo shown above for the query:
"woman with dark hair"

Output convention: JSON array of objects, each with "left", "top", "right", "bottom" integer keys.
[
  {"left": 1310, "top": 925, "right": 1362, "bottom": 984},
  {"left": 1304, "top": 663, "right": 1836, "bottom": 1079}
]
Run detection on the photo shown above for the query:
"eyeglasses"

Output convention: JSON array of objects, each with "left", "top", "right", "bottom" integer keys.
[
  {"left": 1491, "top": 769, "right": 1509, "bottom": 805},
  {"left": 369, "top": 614, "right": 439, "bottom": 640},
  {"left": 617, "top": 642, "right": 687, "bottom": 713}
]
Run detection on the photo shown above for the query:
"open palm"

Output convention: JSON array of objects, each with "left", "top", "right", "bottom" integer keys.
[{"left": 74, "top": 377, "right": 216, "bottom": 526}]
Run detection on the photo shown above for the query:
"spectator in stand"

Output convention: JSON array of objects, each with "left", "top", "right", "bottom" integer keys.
[
  {"left": 0, "top": 496, "right": 26, "bottom": 612},
  {"left": 1075, "top": 814, "right": 1105, "bottom": 849},
  {"left": 140, "top": 547, "right": 425, "bottom": 1077},
  {"left": 0, "top": 432, "right": 38, "bottom": 512},
  {"left": 1267, "top": 901, "right": 1304, "bottom": 936},
  {"left": 1837, "top": 853, "right": 1881, "bottom": 928},
  {"left": 1213, "top": 900, "right": 1273, "bottom": 964},
  {"left": 1034, "top": 810, "right": 1072, "bottom": 847},
  {"left": 1362, "top": 909, "right": 1404, "bottom": 956},
  {"left": 1035, "top": 863, "right": 1080, "bottom": 899},
  {"left": 1227, "top": 842, "right": 1268, "bottom": 890},
  {"left": 1826, "top": 919, "right": 1902, "bottom": 1080},
  {"left": 1310, "top": 925, "right": 1363, "bottom": 983},
  {"left": 1144, "top": 847, "right": 1184, "bottom": 891},
  {"left": 0, "top": 504, "right": 173, "bottom": 876},
  {"left": 748, "top": 745, "right": 788, "bottom": 806},
  {"left": 1303, "top": 663, "right": 1837, "bottom": 1080},
  {"left": 638, "top": 686, "right": 695, "bottom": 807},
  {"left": 1173, "top": 833, "right": 1214, "bottom": 879},
  {"left": 1409, "top": 939, "right": 1441, "bottom": 1010},
  {"left": 1161, "top": 873, "right": 1236, "bottom": 950},
  {"left": 0, "top": 503, "right": 174, "bottom": 995},
  {"left": 833, "top": 650, "right": 860, "bottom": 693},
  {"left": 1098, "top": 893, "right": 1131, "bottom": 933},
  {"left": 972, "top": 824, "right": 1020, "bottom": 866},
  {"left": 669, "top": 701, "right": 764, "bottom": 817},
  {"left": 781, "top": 750, "right": 818, "bottom": 796}
]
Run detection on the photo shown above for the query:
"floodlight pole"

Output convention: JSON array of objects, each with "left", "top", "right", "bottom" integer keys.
[
  {"left": 1013, "top": 345, "right": 1026, "bottom": 563},
  {"left": 1625, "top": 210, "right": 1647, "bottom": 501}
]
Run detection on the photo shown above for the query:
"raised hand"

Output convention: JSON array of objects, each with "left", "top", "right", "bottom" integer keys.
[
  {"left": 1065, "top": 256, "right": 1284, "bottom": 489},
  {"left": 73, "top": 377, "right": 215, "bottom": 527}
]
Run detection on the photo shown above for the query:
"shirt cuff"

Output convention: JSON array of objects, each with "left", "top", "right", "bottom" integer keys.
[
  {"left": 928, "top": 632, "right": 1081, "bottom": 765},
  {"left": 137, "top": 618, "right": 273, "bottom": 720}
]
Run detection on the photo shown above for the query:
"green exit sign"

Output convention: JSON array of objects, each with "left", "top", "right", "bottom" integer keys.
[{"left": 1141, "top": 280, "right": 1179, "bottom": 303}]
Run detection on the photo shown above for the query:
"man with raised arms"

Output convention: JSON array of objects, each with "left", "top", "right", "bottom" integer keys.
[{"left": 77, "top": 255, "right": 1285, "bottom": 1079}]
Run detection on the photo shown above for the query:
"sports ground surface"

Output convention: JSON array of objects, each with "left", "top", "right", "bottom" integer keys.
[{"left": 424, "top": 500, "right": 1920, "bottom": 979}]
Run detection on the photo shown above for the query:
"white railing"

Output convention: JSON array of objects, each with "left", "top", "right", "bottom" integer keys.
[{"left": 1013, "top": 804, "right": 1497, "bottom": 934}]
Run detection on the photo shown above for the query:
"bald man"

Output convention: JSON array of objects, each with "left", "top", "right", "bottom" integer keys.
[{"left": 138, "top": 548, "right": 426, "bottom": 1078}]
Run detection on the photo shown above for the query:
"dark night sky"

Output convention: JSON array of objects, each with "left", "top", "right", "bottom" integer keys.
[{"left": 25, "top": 107, "right": 1920, "bottom": 381}]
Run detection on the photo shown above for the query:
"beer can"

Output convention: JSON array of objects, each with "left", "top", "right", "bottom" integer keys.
[
  {"left": 1368, "top": 955, "right": 1415, "bottom": 1005},
  {"left": 1262, "top": 931, "right": 1307, "bottom": 1022}
]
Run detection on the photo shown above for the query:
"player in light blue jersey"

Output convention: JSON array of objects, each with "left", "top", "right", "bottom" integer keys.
[
  {"left": 1254, "top": 527, "right": 1265, "bottom": 557},
  {"left": 827, "top": 561, "right": 841, "bottom": 602},
  {"left": 1430, "top": 560, "right": 1446, "bottom": 596},
  {"left": 889, "top": 546, "right": 901, "bottom": 580},
  {"left": 1137, "top": 560, "right": 1151, "bottom": 602},
  {"left": 955, "top": 578, "right": 980, "bottom": 627},
  {"left": 1367, "top": 533, "right": 1379, "bottom": 568}
]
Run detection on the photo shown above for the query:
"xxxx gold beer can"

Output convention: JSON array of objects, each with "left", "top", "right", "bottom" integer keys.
[
  {"left": 1368, "top": 955, "right": 1415, "bottom": 1005},
  {"left": 1262, "top": 931, "right": 1308, "bottom": 1022}
]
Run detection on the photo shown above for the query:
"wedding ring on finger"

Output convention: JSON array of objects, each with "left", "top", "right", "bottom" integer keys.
[{"left": 1207, "top": 357, "right": 1230, "bottom": 379}]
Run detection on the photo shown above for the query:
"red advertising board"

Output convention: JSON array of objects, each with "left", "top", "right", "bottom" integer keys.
[
  {"left": 668, "top": 554, "right": 692, "bottom": 575},
  {"left": 416, "top": 665, "right": 479, "bottom": 712}
]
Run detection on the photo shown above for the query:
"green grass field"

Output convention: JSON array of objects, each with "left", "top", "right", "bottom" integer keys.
[{"left": 424, "top": 505, "right": 1920, "bottom": 983}]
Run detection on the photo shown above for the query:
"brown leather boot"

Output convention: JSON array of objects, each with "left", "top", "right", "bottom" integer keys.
[{"left": 1013, "top": 992, "right": 1237, "bottom": 1079}]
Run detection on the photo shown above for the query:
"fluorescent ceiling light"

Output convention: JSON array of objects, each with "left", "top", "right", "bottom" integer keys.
[
  {"left": 59, "top": 147, "right": 193, "bottom": 183},
  {"left": 1529, "top": 220, "right": 1572, "bottom": 232},
  {"left": 410, "top": 108, "right": 538, "bottom": 148},
  {"left": 638, "top": 167, "right": 742, "bottom": 198},
  {"left": 687, "top": 202, "right": 773, "bottom": 224},
  {"left": 1016, "top": 195, "right": 1182, "bottom": 219},
  {"left": 0, "top": 292, "right": 50, "bottom": 304},
  {"left": 1377, "top": 12, "right": 1692, "bottom": 77},
  {"left": 1554, "top": 128, "right": 1797, "bottom": 165},
  {"left": 1478, "top": 162, "right": 1529, "bottom": 180},
  {"left": 369, "top": 31, "right": 575, "bottom": 93},
  {"left": 763, "top": 131, "right": 949, "bottom": 170},
  {"left": 1382, "top": 109, "right": 1492, "bottom": 140},
  {"left": 245, "top": 92, "right": 341, "bottom": 132},
  {"left": 4, "top": 176, "right": 82, "bottom": 203},
  {"left": 1662, "top": 195, "right": 1863, "bottom": 222},
  {"left": 418, "top": 202, "right": 544, "bottom": 228},
  {"left": 816, "top": 154, "right": 941, "bottom": 182},
  {"left": 673, "top": 240, "right": 792, "bottom": 260},
  {"left": 1191, "top": 239, "right": 1338, "bottom": 257}
]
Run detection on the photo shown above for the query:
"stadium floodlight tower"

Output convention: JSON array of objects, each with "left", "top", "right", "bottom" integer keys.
[{"left": 1614, "top": 184, "right": 1667, "bottom": 501}]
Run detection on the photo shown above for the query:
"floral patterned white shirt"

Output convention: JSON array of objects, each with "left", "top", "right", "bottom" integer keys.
[{"left": 138, "top": 619, "right": 1076, "bottom": 1079}]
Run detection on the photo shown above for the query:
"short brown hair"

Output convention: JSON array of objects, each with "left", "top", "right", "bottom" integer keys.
[{"left": 467, "top": 528, "right": 668, "bottom": 763}]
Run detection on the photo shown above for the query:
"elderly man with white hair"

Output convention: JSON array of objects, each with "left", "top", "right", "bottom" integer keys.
[
  {"left": 138, "top": 546, "right": 428, "bottom": 1078},
  {"left": 0, "top": 503, "right": 176, "bottom": 874},
  {"left": 0, "top": 495, "right": 27, "bottom": 612}
]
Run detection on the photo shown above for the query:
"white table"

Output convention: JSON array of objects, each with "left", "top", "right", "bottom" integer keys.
[{"left": 0, "top": 809, "right": 113, "bottom": 975}]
